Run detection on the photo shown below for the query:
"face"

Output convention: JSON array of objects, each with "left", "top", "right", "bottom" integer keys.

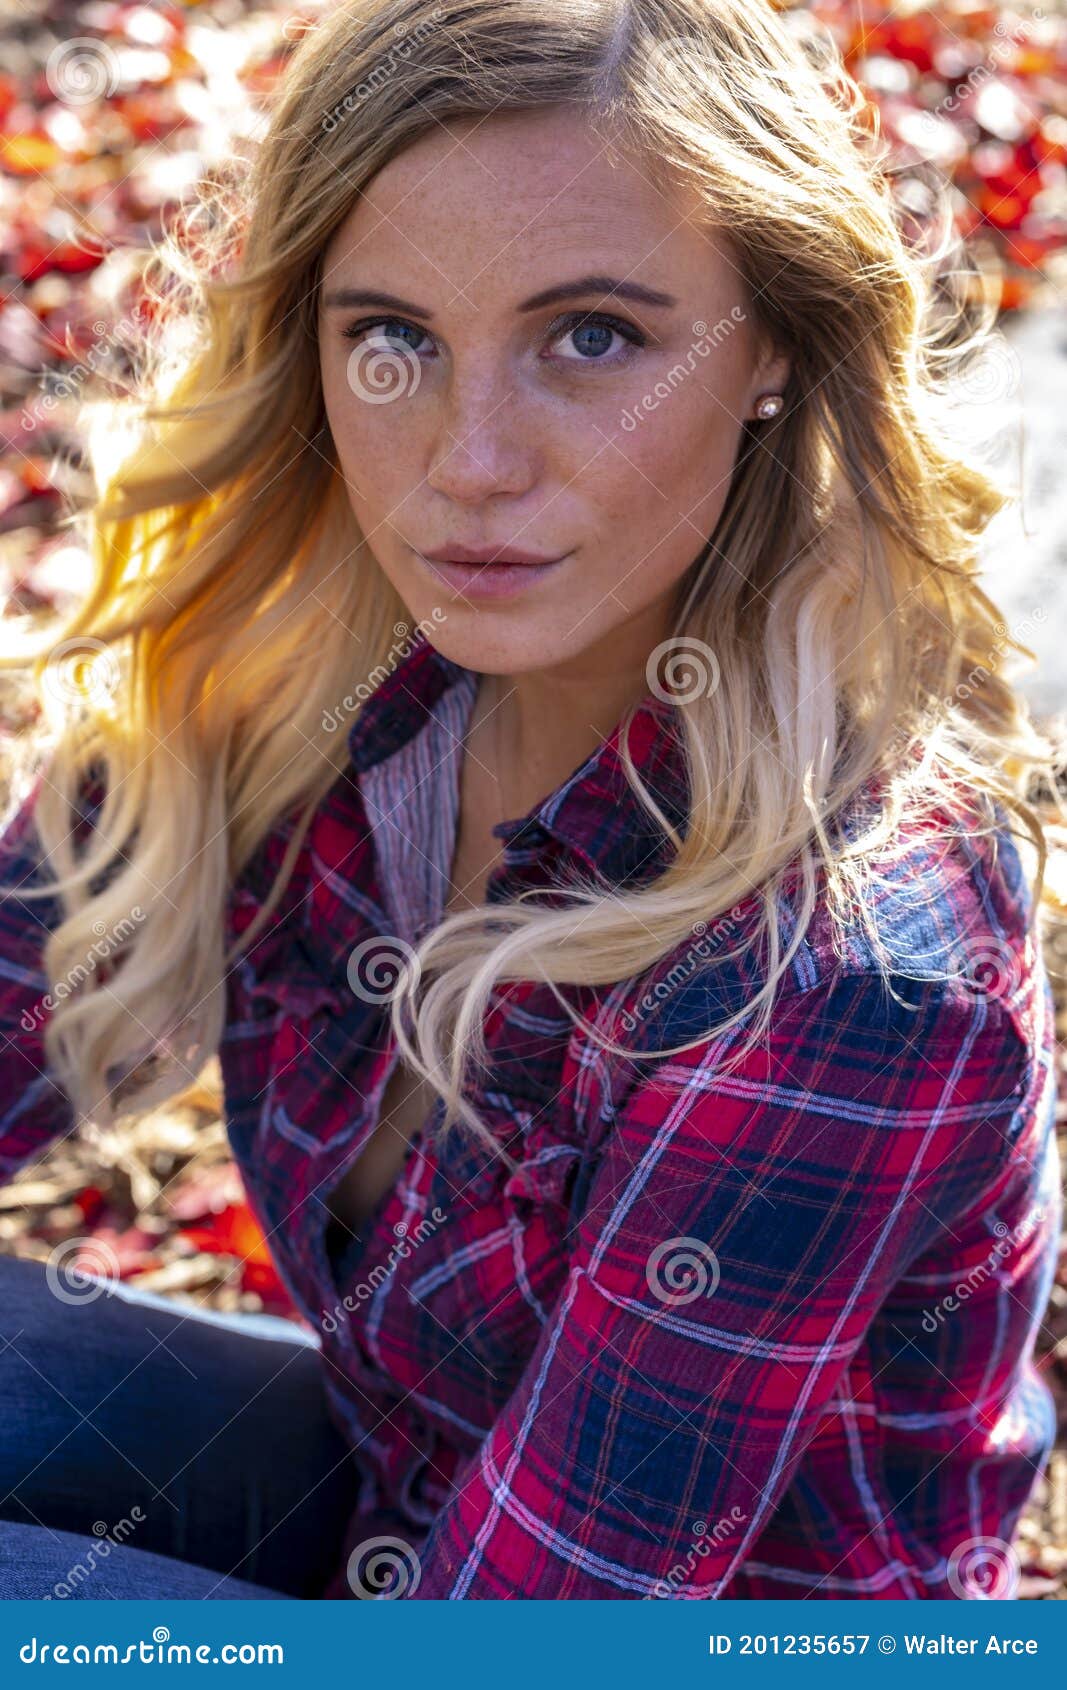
[{"left": 317, "top": 106, "right": 788, "bottom": 684}]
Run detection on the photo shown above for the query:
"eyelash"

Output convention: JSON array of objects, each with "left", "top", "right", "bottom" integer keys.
[{"left": 339, "top": 309, "right": 647, "bottom": 368}]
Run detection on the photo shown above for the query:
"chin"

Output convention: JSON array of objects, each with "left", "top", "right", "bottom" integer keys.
[{"left": 417, "top": 614, "right": 566, "bottom": 676}]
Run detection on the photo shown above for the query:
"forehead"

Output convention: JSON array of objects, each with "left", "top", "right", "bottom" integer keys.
[{"left": 320, "top": 107, "right": 730, "bottom": 306}]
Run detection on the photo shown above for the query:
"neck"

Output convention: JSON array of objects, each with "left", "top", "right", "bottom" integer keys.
[
  {"left": 471, "top": 582, "right": 682, "bottom": 820},
  {"left": 483, "top": 654, "right": 656, "bottom": 822}
]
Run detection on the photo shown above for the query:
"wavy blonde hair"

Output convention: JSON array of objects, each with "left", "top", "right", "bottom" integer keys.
[{"left": 3, "top": 0, "right": 1064, "bottom": 1156}]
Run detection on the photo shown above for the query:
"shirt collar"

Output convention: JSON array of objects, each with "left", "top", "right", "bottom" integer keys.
[{"left": 346, "top": 633, "right": 689, "bottom": 888}]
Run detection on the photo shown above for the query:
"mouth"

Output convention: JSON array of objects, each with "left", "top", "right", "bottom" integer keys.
[{"left": 411, "top": 548, "right": 571, "bottom": 600}]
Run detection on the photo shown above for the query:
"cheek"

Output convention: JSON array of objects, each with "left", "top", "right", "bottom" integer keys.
[
  {"left": 323, "top": 375, "right": 419, "bottom": 511},
  {"left": 584, "top": 398, "right": 742, "bottom": 568}
]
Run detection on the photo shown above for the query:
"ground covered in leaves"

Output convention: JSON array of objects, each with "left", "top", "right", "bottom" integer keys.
[{"left": 0, "top": 0, "right": 1065, "bottom": 1597}]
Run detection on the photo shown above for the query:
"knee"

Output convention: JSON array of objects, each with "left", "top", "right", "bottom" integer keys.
[
  {"left": 0, "top": 1253, "right": 122, "bottom": 1479},
  {"left": 0, "top": 1248, "right": 139, "bottom": 1351},
  {"left": 0, "top": 1253, "right": 65, "bottom": 1345}
]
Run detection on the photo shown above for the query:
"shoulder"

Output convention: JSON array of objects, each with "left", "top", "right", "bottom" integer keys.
[
  {"left": 795, "top": 785, "right": 1038, "bottom": 1005},
  {"left": 610, "top": 785, "right": 1042, "bottom": 1131},
  {"left": 592, "top": 922, "right": 1040, "bottom": 1273}
]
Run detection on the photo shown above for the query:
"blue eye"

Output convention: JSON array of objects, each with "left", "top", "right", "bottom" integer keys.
[
  {"left": 341, "top": 318, "right": 429, "bottom": 355},
  {"left": 550, "top": 311, "right": 646, "bottom": 364},
  {"left": 339, "top": 310, "right": 646, "bottom": 366}
]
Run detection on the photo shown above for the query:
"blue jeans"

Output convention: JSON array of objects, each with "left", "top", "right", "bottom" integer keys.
[{"left": 0, "top": 1254, "right": 362, "bottom": 1598}]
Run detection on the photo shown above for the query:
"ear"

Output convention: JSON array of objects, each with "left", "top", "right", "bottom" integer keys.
[{"left": 745, "top": 340, "right": 791, "bottom": 420}]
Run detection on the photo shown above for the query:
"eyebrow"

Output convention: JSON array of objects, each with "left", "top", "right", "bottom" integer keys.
[{"left": 320, "top": 274, "right": 679, "bottom": 317}]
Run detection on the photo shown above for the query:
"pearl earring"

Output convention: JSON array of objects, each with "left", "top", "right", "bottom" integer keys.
[{"left": 754, "top": 394, "right": 784, "bottom": 420}]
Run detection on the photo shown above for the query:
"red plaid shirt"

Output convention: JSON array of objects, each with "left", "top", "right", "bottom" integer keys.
[{"left": 0, "top": 632, "right": 1059, "bottom": 1600}]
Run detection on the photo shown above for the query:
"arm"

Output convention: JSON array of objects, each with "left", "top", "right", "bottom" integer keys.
[
  {"left": 0, "top": 769, "right": 90, "bottom": 1179},
  {"left": 405, "top": 967, "right": 1029, "bottom": 1598}
]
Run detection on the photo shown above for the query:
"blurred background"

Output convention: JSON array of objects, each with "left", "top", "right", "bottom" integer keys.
[{"left": 0, "top": 0, "right": 1065, "bottom": 1594}]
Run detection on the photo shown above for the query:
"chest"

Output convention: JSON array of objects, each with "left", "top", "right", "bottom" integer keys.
[
  {"left": 331, "top": 696, "right": 524, "bottom": 1216},
  {"left": 323, "top": 795, "right": 506, "bottom": 1241},
  {"left": 223, "top": 864, "right": 643, "bottom": 1447},
  {"left": 325, "top": 1057, "right": 436, "bottom": 1236},
  {"left": 220, "top": 716, "right": 631, "bottom": 1425}
]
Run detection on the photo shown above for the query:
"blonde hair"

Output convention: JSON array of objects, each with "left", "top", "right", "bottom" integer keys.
[{"left": 3, "top": 0, "right": 1064, "bottom": 1157}]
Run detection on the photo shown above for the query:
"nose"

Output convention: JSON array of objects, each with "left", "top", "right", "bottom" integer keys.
[{"left": 425, "top": 377, "right": 537, "bottom": 504}]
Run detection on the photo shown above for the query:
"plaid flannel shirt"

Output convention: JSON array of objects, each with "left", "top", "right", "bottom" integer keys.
[{"left": 0, "top": 631, "right": 1059, "bottom": 1600}]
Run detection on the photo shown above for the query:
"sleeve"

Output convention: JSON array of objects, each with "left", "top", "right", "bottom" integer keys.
[
  {"left": 403, "top": 967, "right": 1030, "bottom": 1598},
  {"left": 0, "top": 769, "right": 84, "bottom": 1180}
]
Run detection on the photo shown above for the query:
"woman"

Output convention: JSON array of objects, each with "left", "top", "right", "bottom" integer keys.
[{"left": 0, "top": 0, "right": 1061, "bottom": 1602}]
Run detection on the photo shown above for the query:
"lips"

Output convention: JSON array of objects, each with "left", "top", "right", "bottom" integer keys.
[
  {"left": 411, "top": 547, "right": 569, "bottom": 600},
  {"left": 420, "top": 544, "right": 563, "bottom": 567}
]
